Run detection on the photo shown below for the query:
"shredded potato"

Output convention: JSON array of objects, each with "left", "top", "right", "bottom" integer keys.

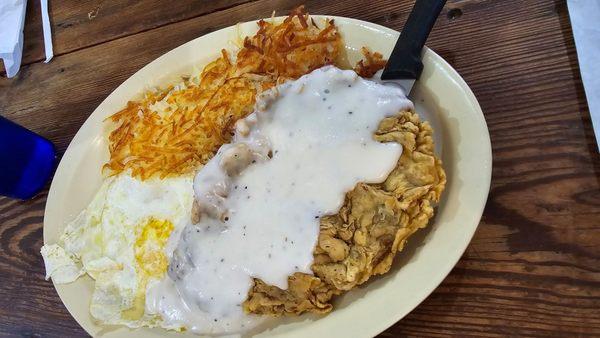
[
  {"left": 104, "top": 6, "right": 351, "bottom": 179},
  {"left": 354, "top": 47, "right": 387, "bottom": 78}
]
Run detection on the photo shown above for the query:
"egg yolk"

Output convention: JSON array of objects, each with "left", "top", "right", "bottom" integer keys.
[
  {"left": 135, "top": 218, "right": 173, "bottom": 277},
  {"left": 122, "top": 218, "right": 174, "bottom": 321}
]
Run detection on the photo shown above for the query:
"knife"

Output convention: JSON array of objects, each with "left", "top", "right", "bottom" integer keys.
[{"left": 380, "top": 0, "right": 447, "bottom": 95}]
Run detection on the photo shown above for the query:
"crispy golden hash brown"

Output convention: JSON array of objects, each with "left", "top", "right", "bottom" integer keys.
[
  {"left": 104, "top": 6, "right": 344, "bottom": 179},
  {"left": 354, "top": 47, "right": 387, "bottom": 78},
  {"left": 243, "top": 110, "right": 446, "bottom": 315}
]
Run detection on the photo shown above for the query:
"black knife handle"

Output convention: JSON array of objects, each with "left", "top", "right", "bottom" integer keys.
[{"left": 380, "top": 0, "right": 447, "bottom": 80}]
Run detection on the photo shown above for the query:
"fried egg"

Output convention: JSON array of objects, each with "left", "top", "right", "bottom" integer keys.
[{"left": 41, "top": 173, "right": 193, "bottom": 328}]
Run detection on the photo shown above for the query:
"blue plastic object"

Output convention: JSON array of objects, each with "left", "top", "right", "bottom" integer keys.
[{"left": 0, "top": 116, "right": 56, "bottom": 199}]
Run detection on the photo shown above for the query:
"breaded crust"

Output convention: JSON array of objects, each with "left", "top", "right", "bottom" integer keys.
[{"left": 244, "top": 110, "right": 446, "bottom": 315}]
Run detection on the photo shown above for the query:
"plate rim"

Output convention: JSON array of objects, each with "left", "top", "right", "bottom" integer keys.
[
  {"left": 327, "top": 16, "right": 492, "bottom": 337},
  {"left": 44, "top": 15, "right": 492, "bottom": 337}
]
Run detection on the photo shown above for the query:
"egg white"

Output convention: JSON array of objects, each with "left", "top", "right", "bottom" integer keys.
[{"left": 41, "top": 173, "right": 194, "bottom": 328}]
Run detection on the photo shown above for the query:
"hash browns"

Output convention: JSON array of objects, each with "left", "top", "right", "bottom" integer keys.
[{"left": 105, "top": 6, "right": 342, "bottom": 179}]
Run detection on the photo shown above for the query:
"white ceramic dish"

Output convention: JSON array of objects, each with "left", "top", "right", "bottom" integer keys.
[{"left": 44, "top": 15, "right": 491, "bottom": 338}]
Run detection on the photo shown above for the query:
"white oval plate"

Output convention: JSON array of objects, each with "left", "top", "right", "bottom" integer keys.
[{"left": 44, "top": 16, "right": 491, "bottom": 338}]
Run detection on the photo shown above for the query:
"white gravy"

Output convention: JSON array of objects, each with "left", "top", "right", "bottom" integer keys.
[{"left": 146, "top": 66, "right": 413, "bottom": 334}]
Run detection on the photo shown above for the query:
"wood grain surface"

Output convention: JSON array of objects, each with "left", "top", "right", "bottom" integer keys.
[{"left": 1, "top": 0, "right": 599, "bottom": 336}]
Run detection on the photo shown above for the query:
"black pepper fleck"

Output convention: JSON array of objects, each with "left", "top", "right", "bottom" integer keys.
[
  {"left": 244, "top": 186, "right": 248, "bottom": 189},
  {"left": 322, "top": 97, "right": 327, "bottom": 101},
  {"left": 324, "top": 89, "right": 330, "bottom": 94},
  {"left": 348, "top": 111, "right": 353, "bottom": 115},
  {"left": 220, "top": 258, "right": 224, "bottom": 262}
]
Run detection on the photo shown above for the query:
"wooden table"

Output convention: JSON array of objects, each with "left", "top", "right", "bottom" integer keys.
[{"left": 1, "top": 0, "right": 599, "bottom": 336}]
